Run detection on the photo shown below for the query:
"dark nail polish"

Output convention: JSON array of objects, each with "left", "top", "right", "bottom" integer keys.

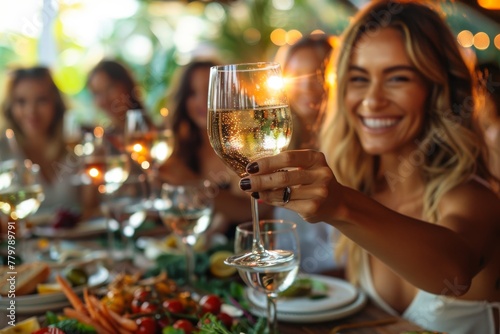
[
  {"left": 247, "top": 162, "right": 259, "bottom": 174},
  {"left": 240, "top": 178, "right": 251, "bottom": 190},
  {"left": 251, "top": 192, "right": 260, "bottom": 199}
]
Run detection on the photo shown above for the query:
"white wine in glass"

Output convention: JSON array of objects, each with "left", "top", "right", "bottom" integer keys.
[
  {"left": 160, "top": 180, "right": 214, "bottom": 286},
  {"left": 235, "top": 220, "right": 300, "bottom": 334},
  {"left": 0, "top": 130, "right": 45, "bottom": 245},
  {"left": 125, "top": 109, "right": 174, "bottom": 210},
  {"left": 207, "top": 62, "right": 293, "bottom": 268}
]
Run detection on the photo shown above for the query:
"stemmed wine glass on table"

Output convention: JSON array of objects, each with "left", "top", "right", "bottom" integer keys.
[
  {"left": 207, "top": 62, "right": 294, "bottom": 266},
  {"left": 78, "top": 128, "right": 139, "bottom": 267},
  {"left": 159, "top": 180, "right": 215, "bottom": 287},
  {"left": 101, "top": 174, "right": 148, "bottom": 267},
  {"left": 0, "top": 129, "right": 45, "bottom": 255},
  {"left": 235, "top": 220, "right": 299, "bottom": 334},
  {"left": 124, "top": 109, "right": 174, "bottom": 212}
]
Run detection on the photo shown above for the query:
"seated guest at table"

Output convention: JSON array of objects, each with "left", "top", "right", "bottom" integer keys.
[
  {"left": 476, "top": 61, "right": 500, "bottom": 190},
  {"left": 87, "top": 59, "right": 152, "bottom": 148},
  {"left": 2, "top": 66, "right": 98, "bottom": 221},
  {"left": 274, "top": 34, "right": 340, "bottom": 274},
  {"left": 159, "top": 59, "right": 267, "bottom": 237},
  {"left": 236, "top": 1, "right": 500, "bottom": 333}
]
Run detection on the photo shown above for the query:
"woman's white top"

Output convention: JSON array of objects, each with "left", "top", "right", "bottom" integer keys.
[
  {"left": 273, "top": 207, "right": 339, "bottom": 273},
  {"left": 359, "top": 250, "right": 500, "bottom": 334}
]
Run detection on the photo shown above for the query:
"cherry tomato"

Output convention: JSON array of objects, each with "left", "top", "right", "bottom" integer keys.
[
  {"left": 172, "top": 319, "right": 193, "bottom": 333},
  {"left": 131, "top": 298, "right": 142, "bottom": 313},
  {"left": 162, "top": 299, "right": 185, "bottom": 314},
  {"left": 136, "top": 316, "right": 157, "bottom": 334},
  {"left": 217, "top": 312, "right": 233, "bottom": 328},
  {"left": 199, "top": 294, "right": 222, "bottom": 315},
  {"left": 140, "top": 301, "right": 159, "bottom": 313},
  {"left": 134, "top": 288, "right": 151, "bottom": 302}
]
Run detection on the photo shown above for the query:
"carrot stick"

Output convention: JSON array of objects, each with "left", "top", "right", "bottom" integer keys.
[
  {"left": 83, "top": 289, "right": 99, "bottom": 319},
  {"left": 55, "top": 275, "right": 87, "bottom": 314},
  {"left": 106, "top": 307, "right": 138, "bottom": 332},
  {"left": 84, "top": 289, "right": 118, "bottom": 334},
  {"left": 63, "top": 307, "right": 113, "bottom": 334}
]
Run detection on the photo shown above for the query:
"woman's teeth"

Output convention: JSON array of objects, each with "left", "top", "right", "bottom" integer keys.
[{"left": 362, "top": 117, "right": 399, "bottom": 129}]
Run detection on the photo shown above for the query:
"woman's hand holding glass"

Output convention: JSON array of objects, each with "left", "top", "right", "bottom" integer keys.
[
  {"left": 207, "top": 62, "right": 294, "bottom": 267},
  {"left": 238, "top": 150, "right": 337, "bottom": 224}
]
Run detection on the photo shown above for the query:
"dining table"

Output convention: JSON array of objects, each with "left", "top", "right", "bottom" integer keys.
[
  {"left": 1, "top": 224, "right": 426, "bottom": 334},
  {"left": 7, "top": 296, "right": 424, "bottom": 334},
  {"left": 278, "top": 300, "right": 423, "bottom": 334}
]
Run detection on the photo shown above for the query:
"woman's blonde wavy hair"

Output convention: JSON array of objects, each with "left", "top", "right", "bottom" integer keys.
[{"left": 320, "top": 0, "right": 491, "bottom": 284}]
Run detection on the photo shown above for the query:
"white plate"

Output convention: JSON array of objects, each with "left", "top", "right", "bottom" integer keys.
[
  {"left": 247, "top": 289, "right": 367, "bottom": 323},
  {"left": 0, "top": 262, "right": 109, "bottom": 309},
  {"left": 247, "top": 274, "right": 358, "bottom": 313},
  {"left": 32, "top": 217, "right": 108, "bottom": 239}
]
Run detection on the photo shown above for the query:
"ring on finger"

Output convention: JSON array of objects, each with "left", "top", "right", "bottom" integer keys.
[{"left": 283, "top": 186, "right": 292, "bottom": 204}]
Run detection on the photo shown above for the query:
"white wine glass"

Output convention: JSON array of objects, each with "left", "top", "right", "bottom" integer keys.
[
  {"left": 160, "top": 180, "right": 215, "bottom": 286},
  {"left": 101, "top": 174, "right": 148, "bottom": 268},
  {"left": 125, "top": 109, "right": 174, "bottom": 211},
  {"left": 207, "top": 62, "right": 293, "bottom": 267},
  {"left": 235, "top": 220, "right": 300, "bottom": 334},
  {"left": 0, "top": 129, "right": 45, "bottom": 253},
  {"left": 80, "top": 127, "right": 131, "bottom": 194}
]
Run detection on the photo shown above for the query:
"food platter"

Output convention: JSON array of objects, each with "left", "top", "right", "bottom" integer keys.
[
  {"left": 247, "top": 287, "right": 367, "bottom": 323},
  {"left": 246, "top": 274, "right": 367, "bottom": 323},
  {"left": 247, "top": 274, "right": 359, "bottom": 313},
  {"left": 32, "top": 217, "right": 108, "bottom": 239},
  {"left": 0, "top": 261, "right": 109, "bottom": 314}
]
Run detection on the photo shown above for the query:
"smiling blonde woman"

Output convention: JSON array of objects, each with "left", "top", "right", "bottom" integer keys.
[{"left": 236, "top": 1, "right": 500, "bottom": 333}]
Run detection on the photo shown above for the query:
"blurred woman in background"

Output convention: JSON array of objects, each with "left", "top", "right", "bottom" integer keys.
[
  {"left": 2, "top": 66, "right": 98, "bottom": 220},
  {"left": 280, "top": 33, "right": 334, "bottom": 150},
  {"left": 87, "top": 59, "right": 148, "bottom": 140},
  {"left": 274, "top": 34, "right": 340, "bottom": 274}
]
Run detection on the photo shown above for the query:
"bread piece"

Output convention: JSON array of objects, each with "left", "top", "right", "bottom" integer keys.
[{"left": 0, "top": 262, "right": 50, "bottom": 296}]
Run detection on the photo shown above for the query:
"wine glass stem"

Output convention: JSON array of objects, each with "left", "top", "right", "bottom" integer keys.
[
  {"left": 267, "top": 293, "right": 279, "bottom": 334},
  {"left": 251, "top": 196, "right": 265, "bottom": 254},
  {"left": 183, "top": 235, "right": 196, "bottom": 286},
  {"left": 148, "top": 165, "right": 160, "bottom": 198},
  {"left": 123, "top": 228, "right": 135, "bottom": 261}
]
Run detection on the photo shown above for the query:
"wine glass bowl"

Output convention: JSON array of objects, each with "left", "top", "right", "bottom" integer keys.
[
  {"left": 79, "top": 129, "right": 131, "bottom": 194},
  {"left": 0, "top": 129, "right": 45, "bottom": 240},
  {"left": 207, "top": 62, "right": 293, "bottom": 267},
  {"left": 234, "top": 220, "right": 300, "bottom": 334},
  {"left": 208, "top": 62, "right": 292, "bottom": 178},
  {"left": 125, "top": 109, "right": 174, "bottom": 210},
  {"left": 0, "top": 159, "right": 44, "bottom": 222},
  {"left": 160, "top": 180, "right": 215, "bottom": 286}
]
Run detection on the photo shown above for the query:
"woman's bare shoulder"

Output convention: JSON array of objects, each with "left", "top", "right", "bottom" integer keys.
[{"left": 438, "top": 178, "right": 500, "bottom": 225}]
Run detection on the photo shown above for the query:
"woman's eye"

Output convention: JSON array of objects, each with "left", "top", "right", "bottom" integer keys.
[
  {"left": 388, "top": 75, "right": 410, "bottom": 82},
  {"left": 349, "top": 76, "right": 368, "bottom": 83},
  {"left": 14, "top": 98, "right": 26, "bottom": 107}
]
